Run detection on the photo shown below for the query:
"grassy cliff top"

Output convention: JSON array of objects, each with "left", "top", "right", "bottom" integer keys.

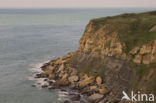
[{"left": 91, "top": 11, "right": 156, "bottom": 53}]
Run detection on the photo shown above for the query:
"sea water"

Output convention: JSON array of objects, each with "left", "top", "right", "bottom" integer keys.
[{"left": 0, "top": 8, "right": 155, "bottom": 103}]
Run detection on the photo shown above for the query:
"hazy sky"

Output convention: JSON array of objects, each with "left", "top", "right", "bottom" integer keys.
[{"left": 0, "top": 0, "right": 156, "bottom": 8}]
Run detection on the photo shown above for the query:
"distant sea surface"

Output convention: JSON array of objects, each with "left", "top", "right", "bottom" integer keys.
[{"left": 0, "top": 8, "right": 155, "bottom": 103}]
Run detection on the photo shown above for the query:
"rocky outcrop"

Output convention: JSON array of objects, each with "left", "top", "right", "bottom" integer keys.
[
  {"left": 78, "top": 12, "right": 156, "bottom": 65},
  {"left": 87, "top": 93, "right": 103, "bottom": 102},
  {"left": 36, "top": 11, "right": 156, "bottom": 103},
  {"left": 70, "top": 11, "right": 156, "bottom": 102},
  {"left": 36, "top": 56, "right": 124, "bottom": 103},
  {"left": 79, "top": 23, "right": 126, "bottom": 59},
  {"left": 150, "top": 25, "right": 156, "bottom": 32},
  {"left": 78, "top": 75, "right": 95, "bottom": 88},
  {"left": 131, "top": 40, "right": 156, "bottom": 64},
  {"left": 96, "top": 77, "right": 103, "bottom": 85}
]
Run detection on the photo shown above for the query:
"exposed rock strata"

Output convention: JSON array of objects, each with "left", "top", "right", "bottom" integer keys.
[
  {"left": 79, "top": 20, "right": 156, "bottom": 64},
  {"left": 36, "top": 11, "right": 156, "bottom": 103}
]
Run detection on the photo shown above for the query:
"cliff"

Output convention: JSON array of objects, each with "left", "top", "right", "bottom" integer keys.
[
  {"left": 39, "top": 11, "right": 156, "bottom": 103},
  {"left": 70, "top": 11, "right": 156, "bottom": 101},
  {"left": 79, "top": 11, "right": 156, "bottom": 64}
]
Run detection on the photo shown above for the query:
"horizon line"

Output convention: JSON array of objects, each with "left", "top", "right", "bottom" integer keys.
[{"left": 0, "top": 7, "right": 156, "bottom": 9}]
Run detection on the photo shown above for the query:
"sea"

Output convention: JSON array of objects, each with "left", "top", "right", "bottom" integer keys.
[{"left": 0, "top": 8, "right": 155, "bottom": 103}]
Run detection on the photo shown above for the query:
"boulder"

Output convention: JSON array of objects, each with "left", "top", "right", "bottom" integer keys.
[
  {"left": 54, "top": 79, "right": 69, "bottom": 86},
  {"left": 96, "top": 76, "right": 102, "bottom": 85},
  {"left": 133, "top": 55, "right": 142, "bottom": 64},
  {"left": 55, "top": 58, "right": 62, "bottom": 65},
  {"left": 71, "top": 69, "right": 78, "bottom": 76},
  {"left": 68, "top": 75, "right": 79, "bottom": 83},
  {"left": 58, "top": 64, "right": 64, "bottom": 72},
  {"left": 45, "top": 65, "right": 55, "bottom": 73},
  {"left": 90, "top": 86, "right": 98, "bottom": 91},
  {"left": 62, "top": 73, "right": 69, "bottom": 80},
  {"left": 142, "top": 54, "right": 151, "bottom": 64},
  {"left": 129, "top": 47, "right": 140, "bottom": 55},
  {"left": 79, "top": 76, "right": 95, "bottom": 88},
  {"left": 87, "top": 93, "right": 103, "bottom": 102},
  {"left": 69, "top": 83, "right": 78, "bottom": 89},
  {"left": 70, "top": 94, "right": 81, "bottom": 101},
  {"left": 61, "top": 55, "right": 71, "bottom": 60},
  {"left": 84, "top": 74, "right": 89, "bottom": 79},
  {"left": 48, "top": 74, "right": 56, "bottom": 80},
  {"left": 99, "top": 86, "right": 109, "bottom": 95},
  {"left": 140, "top": 45, "right": 152, "bottom": 55}
]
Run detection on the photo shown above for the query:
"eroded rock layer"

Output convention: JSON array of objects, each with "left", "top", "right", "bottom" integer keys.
[{"left": 38, "top": 11, "right": 156, "bottom": 103}]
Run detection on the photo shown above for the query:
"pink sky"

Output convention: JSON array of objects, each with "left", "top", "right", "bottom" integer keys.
[{"left": 0, "top": 0, "right": 155, "bottom": 8}]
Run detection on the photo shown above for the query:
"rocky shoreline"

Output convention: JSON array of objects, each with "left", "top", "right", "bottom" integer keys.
[
  {"left": 32, "top": 54, "right": 128, "bottom": 103},
  {"left": 31, "top": 11, "right": 156, "bottom": 103}
]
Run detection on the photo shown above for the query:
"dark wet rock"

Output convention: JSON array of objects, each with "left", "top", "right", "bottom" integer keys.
[
  {"left": 68, "top": 93, "right": 74, "bottom": 96},
  {"left": 81, "top": 91, "right": 94, "bottom": 96},
  {"left": 42, "top": 85, "right": 48, "bottom": 88},
  {"left": 61, "top": 89, "right": 67, "bottom": 92},
  {"left": 71, "top": 94, "right": 81, "bottom": 101},
  {"left": 48, "top": 81, "right": 54, "bottom": 85},
  {"left": 44, "top": 78, "right": 48, "bottom": 81},
  {"left": 69, "top": 83, "right": 78, "bottom": 89},
  {"left": 31, "top": 84, "right": 36, "bottom": 87},
  {"left": 36, "top": 83, "right": 41, "bottom": 85},
  {"left": 35, "top": 73, "right": 42, "bottom": 78},
  {"left": 41, "top": 63, "right": 50, "bottom": 70},
  {"left": 64, "top": 100, "right": 71, "bottom": 103}
]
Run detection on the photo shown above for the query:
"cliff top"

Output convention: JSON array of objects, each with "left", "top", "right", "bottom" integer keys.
[{"left": 90, "top": 11, "right": 156, "bottom": 53}]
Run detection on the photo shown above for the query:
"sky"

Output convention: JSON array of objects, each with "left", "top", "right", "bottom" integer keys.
[{"left": 0, "top": 0, "right": 155, "bottom": 8}]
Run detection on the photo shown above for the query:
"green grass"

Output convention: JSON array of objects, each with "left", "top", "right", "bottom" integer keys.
[
  {"left": 136, "top": 64, "right": 149, "bottom": 79},
  {"left": 79, "top": 56, "right": 105, "bottom": 77},
  {"left": 91, "top": 11, "right": 156, "bottom": 54},
  {"left": 130, "top": 63, "right": 156, "bottom": 80},
  {"left": 121, "top": 32, "right": 156, "bottom": 53},
  {"left": 70, "top": 53, "right": 105, "bottom": 78}
]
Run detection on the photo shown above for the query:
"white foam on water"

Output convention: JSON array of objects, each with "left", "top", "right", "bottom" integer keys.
[
  {"left": 29, "top": 62, "right": 45, "bottom": 73},
  {"left": 58, "top": 98, "right": 64, "bottom": 101},
  {"left": 28, "top": 61, "right": 50, "bottom": 89},
  {"left": 28, "top": 61, "right": 86, "bottom": 102},
  {"left": 33, "top": 78, "right": 49, "bottom": 89},
  {"left": 58, "top": 91, "right": 69, "bottom": 95},
  {"left": 57, "top": 90, "right": 70, "bottom": 102},
  {"left": 49, "top": 80, "right": 56, "bottom": 83},
  {"left": 28, "top": 76, "right": 37, "bottom": 81}
]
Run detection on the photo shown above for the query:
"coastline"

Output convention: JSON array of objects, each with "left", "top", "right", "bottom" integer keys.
[
  {"left": 31, "top": 11, "right": 156, "bottom": 103},
  {"left": 32, "top": 54, "right": 122, "bottom": 103},
  {"left": 31, "top": 59, "right": 89, "bottom": 103}
]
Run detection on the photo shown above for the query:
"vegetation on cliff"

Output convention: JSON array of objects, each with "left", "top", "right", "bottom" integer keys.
[
  {"left": 70, "top": 10, "right": 156, "bottom": 101},
  {"left": 38, "top": 11, "right": 156, "bottom": 103},
  {"left": 91, "top": 11, "right": 156, "bottom": 54}
]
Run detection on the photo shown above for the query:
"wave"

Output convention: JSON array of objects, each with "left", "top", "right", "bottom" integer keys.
[
  {"left": 28, "top": 61, "right": 50, "bottom": 89},
  {"left": 28, "top": 61, "right": 88, "bottom": 103}
]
